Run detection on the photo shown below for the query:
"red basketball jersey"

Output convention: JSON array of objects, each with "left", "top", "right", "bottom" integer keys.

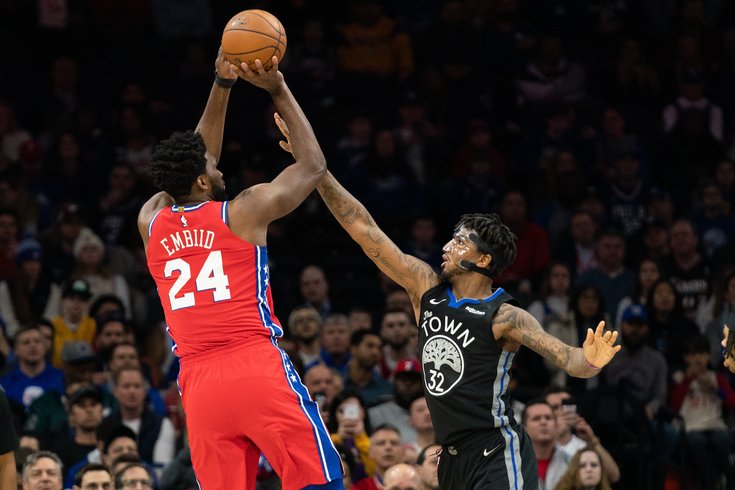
[{"left": 146, "top": 201, "right": 283, "bottom": 358}]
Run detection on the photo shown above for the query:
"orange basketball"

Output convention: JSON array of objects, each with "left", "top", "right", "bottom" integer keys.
[{"left": 221, "top": 10, "right": 287, "bottom": 71}]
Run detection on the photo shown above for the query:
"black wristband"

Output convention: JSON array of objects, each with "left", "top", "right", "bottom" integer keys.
[{"left": 214, "top": 71, "right": 235, "bottom": 89}]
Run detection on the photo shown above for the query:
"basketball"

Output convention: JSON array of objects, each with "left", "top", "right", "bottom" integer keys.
[{"left": 221, "top": 10, "right": 287, "bottom": 71}]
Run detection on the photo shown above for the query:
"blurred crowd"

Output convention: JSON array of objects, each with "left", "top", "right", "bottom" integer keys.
[{"left": 1, "top": 0, "right": 735, "bottom": 488}]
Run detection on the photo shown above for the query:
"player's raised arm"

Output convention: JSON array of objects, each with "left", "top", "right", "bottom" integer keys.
[
  {"left": 494, "top": 303, "right": 621, "bottom": 378},
  {"left": 229, "top": 56, "right": 326, "bottom": 227},
  {"left": 316, "top": 171, "right": 441, "bottom": 302}
]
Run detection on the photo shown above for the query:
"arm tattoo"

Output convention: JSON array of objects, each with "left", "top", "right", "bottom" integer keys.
[{"left": 495, "top": 305, "right": 572, "bottom": 370}]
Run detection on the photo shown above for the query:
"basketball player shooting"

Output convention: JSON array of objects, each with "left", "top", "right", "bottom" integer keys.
[
  {"left": 275, "top": 118, "right": 621, "bottom": 490},
  {"left": 138, "top": 49, "right": 344, "bottom": 490}
]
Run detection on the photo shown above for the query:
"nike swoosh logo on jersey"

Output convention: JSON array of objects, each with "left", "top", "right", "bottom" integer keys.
[
  {"left": 483, "top": 444, "right": 502, "bottom": 457},
  {"left": 429, "top": 298, "right": 447, "bottom": 305}
]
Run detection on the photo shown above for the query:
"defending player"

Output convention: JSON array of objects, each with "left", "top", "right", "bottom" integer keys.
[{"left": 274, "top": 118, "right": 620, "bottom": 489}]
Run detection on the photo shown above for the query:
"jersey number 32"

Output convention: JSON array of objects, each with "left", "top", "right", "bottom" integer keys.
[{"left": 164, "top": 251, "right": 231, "bottom": 310}]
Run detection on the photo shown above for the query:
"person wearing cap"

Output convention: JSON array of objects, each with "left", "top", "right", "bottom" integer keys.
[
  {"left": 0, "top": 325, "right": 64, "bottom": 410},
  {"left": 602, "top": 304, "right": 667, "bottom": 421},
  {"left": 369, "top": 359, "right": 423, "bottom": 446},
  {"left": 41, "top": 202, "right": 86, "bottom": 284},
  {"left": 0, "top": 237, "right": 61, "bottom": 339},
  {"left": 51, "top": 384, "right": 104, "bottom": 472},
  {"left": 313, "top": 163, "right": 620, "bottom": 489},
  {"left": 64, "top": 423, "right": 140, "bottom": 489},
  {"left": 50, "top": 278, "right": 96, "bottom": 368}
]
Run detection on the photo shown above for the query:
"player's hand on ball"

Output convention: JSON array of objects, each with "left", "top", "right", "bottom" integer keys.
[
  {"left": 274, "top": 113, "right": 292, "bottom": 154},
  {"left": 236, "top": 56, "right": 284, "bottom": 93},
  {"left": 582, "top": 321, "right": 621, "bottom": 370},
  {"left": 215, "top": 47, "right": 238, "bottom": 84}
]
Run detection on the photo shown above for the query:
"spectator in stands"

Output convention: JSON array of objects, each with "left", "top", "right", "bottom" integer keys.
[
  {"left": 303, "top": 363, "right": 341, "bottom": 410},
  {"left": 377, "top": 309, "right": 415, "bottom": 380},
  {"left": 0, "top": 238, "right": 60, "bottom": 339},
  {"left": 64, "top": 423, "right": 139, "bottom": 489},
  {"left": 320, "top": 314, "right": 352, "bottom": 374},
  {"left": 522, "top": 399, "right": 569, "bottom": 490},
  {"left": 690, "top": 178, "right": 734, "bottom": 258},
  {"left": 41, "top": 202, "right": 86, "bottom": 284},
  {"left": 21, "top": 450, "right": 63, "bottom": 490},
  {"left": 603, "top": 305, "right": 667, "bottom": 421},
  {"left": 72, "top": 462, "right": 112, "bottom": 490},
  {"left": 328, "top": 389, "right": 373, "bottom": 482},
  {"left": 544, "top": 387, "right": 620, "bottom": 483},
  {"left": 402, "top": 215, "right": 443, "bottom": 272},
  {"left": 554, "top": 446, "right": 612, "bottom": 490},
  {"left": 287, "top": 305, "right": 323, "bottom": 372},
  {"left": 114, "top": 461, "right": 154, "bottom": 490},
  {"left": 50, "top": 278, "right": 96, "bottom": 368},
  {"left": 615, "top": 257, "right": 662, "bottom": 328},
  {"left": 0, "top": 325, "right": 64, "bottom": 410},
  {"left": 369, "top": 359, "right": 423, "bottom": 444},
  {"left": 697, "top": 270, "right": 735, "bottom": 365},
  {"left": 631, "top": 218, "right": 670, "bottom": 266},
  {"left": 416, "top": 443, "right": 440, "bottom": 490},
  {"left": 299, "top": 265, "right": 332, "bottom": 319},
  {"left": 495, "top": 190, "right": 551, "bottom": 293},
  {"left": 669, "top": 334, "right": 735, "bottom": 489},
  {"left": 348, "top": 307, "right": 373, "bottom": 333},
  {"left": 0, "top": 99, "right": 32, "bottom": 163},
  {"left": 101, "top": 366, "right": 175, "bottom": 471},
  {"left": 646, "top": 279, "right": 699, "bottom": 370},
  {"left": 52, "top": 384, "right": 104, "bottom": 473},
  {"left": 71, "top": 227, "right": 132, "bottom": 315},
  {"left": 554, "top": 210, "right": 599, "bottom": 277},
  {"left": 407, "top": 396, "right": 435, "bottom": 453},
  {"left": 528, "top": 261, "right": 572, "bottom": 327},
  {"left": 382, "top": 463, "right": 421, "bottom": 490},
  {"left": 664, "top": 218, "right": 711, "bottom": 319},
  {"left": 353, "top": 424, "right": 405, "bottom": 490},
  {"left": 576, "top": 228, "right": 634, "bottom": 320},
  {"left": 601, "top": 149, "right": 648, "bottom": 237},
  {"left": 545, "top": 284, "right": 607, "bottom": 390},
  {"left": 343, "top": 330, "right": 392, "bottom": 407}
]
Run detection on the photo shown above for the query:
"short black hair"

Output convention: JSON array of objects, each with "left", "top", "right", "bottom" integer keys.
[
  {"left": 74, "top": 462, "right": 110, "bottom": 487},
  {"left": 521, "top": 397, "right": 552, "bottom": 425},
  {"left": 454, "top": 213, "right": 517, "bottom": 276},
  {"left": 350, "top": 329, "right": 380, "bottom": 347},
  {"left": 150, "top": 130, "right": 207, "bottom": 200}
]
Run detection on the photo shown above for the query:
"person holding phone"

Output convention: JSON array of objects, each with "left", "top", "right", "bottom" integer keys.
[
  {"left": 544, "top": 388, "right": 620, "bottom": 484},
  {"left": 328, "top": 390, "right": 373, "bottom": 482}
]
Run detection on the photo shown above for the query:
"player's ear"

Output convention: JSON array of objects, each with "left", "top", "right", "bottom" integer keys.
[
  {"left": 197, "top": 174, "right": 208, "bottom": 189},
  {"left": 476, "top": 254, "right": 492, "bottom": 268}
]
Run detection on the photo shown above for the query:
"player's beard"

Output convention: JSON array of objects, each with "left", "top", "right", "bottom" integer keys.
[{"left": 211, "top": 182, "right": 228, "bottom": 202}]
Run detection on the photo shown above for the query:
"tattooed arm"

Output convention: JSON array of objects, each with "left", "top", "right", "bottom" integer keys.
[
  {"left": 494, "top": 303, "right": 620, "bottom": 378},
  {"left": 317, "top": 171, "right": 441, "bottom": 306}
]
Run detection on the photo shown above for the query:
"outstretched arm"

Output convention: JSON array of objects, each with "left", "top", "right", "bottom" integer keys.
[
  {"left": 195, "top": 48, "right": 237, "bottom": 164},
  {"left": 317, "top": 171, "right": 441, "bottom": 307},
  {"left": 494, "top": 304, "right": 620, "bottom": 378},
  {"left": 229, "top": 57, "right": 326, "bottom": 231}
]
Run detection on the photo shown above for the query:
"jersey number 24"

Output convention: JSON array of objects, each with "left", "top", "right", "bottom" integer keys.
[{"left": 164, "top": 251, "right": 231, "bottom": 310}]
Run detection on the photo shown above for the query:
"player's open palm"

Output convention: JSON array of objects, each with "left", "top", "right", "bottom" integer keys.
[{"left": 582, "top": 321, "right": 621, "bottom": 369}]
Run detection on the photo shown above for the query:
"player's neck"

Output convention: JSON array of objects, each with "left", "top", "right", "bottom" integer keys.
[
  {"left": 449, "top": 276, "right": 494, "bottom": 301},
  {"left": 176, "top": 191, "right": 213, "bottom": 207}
]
